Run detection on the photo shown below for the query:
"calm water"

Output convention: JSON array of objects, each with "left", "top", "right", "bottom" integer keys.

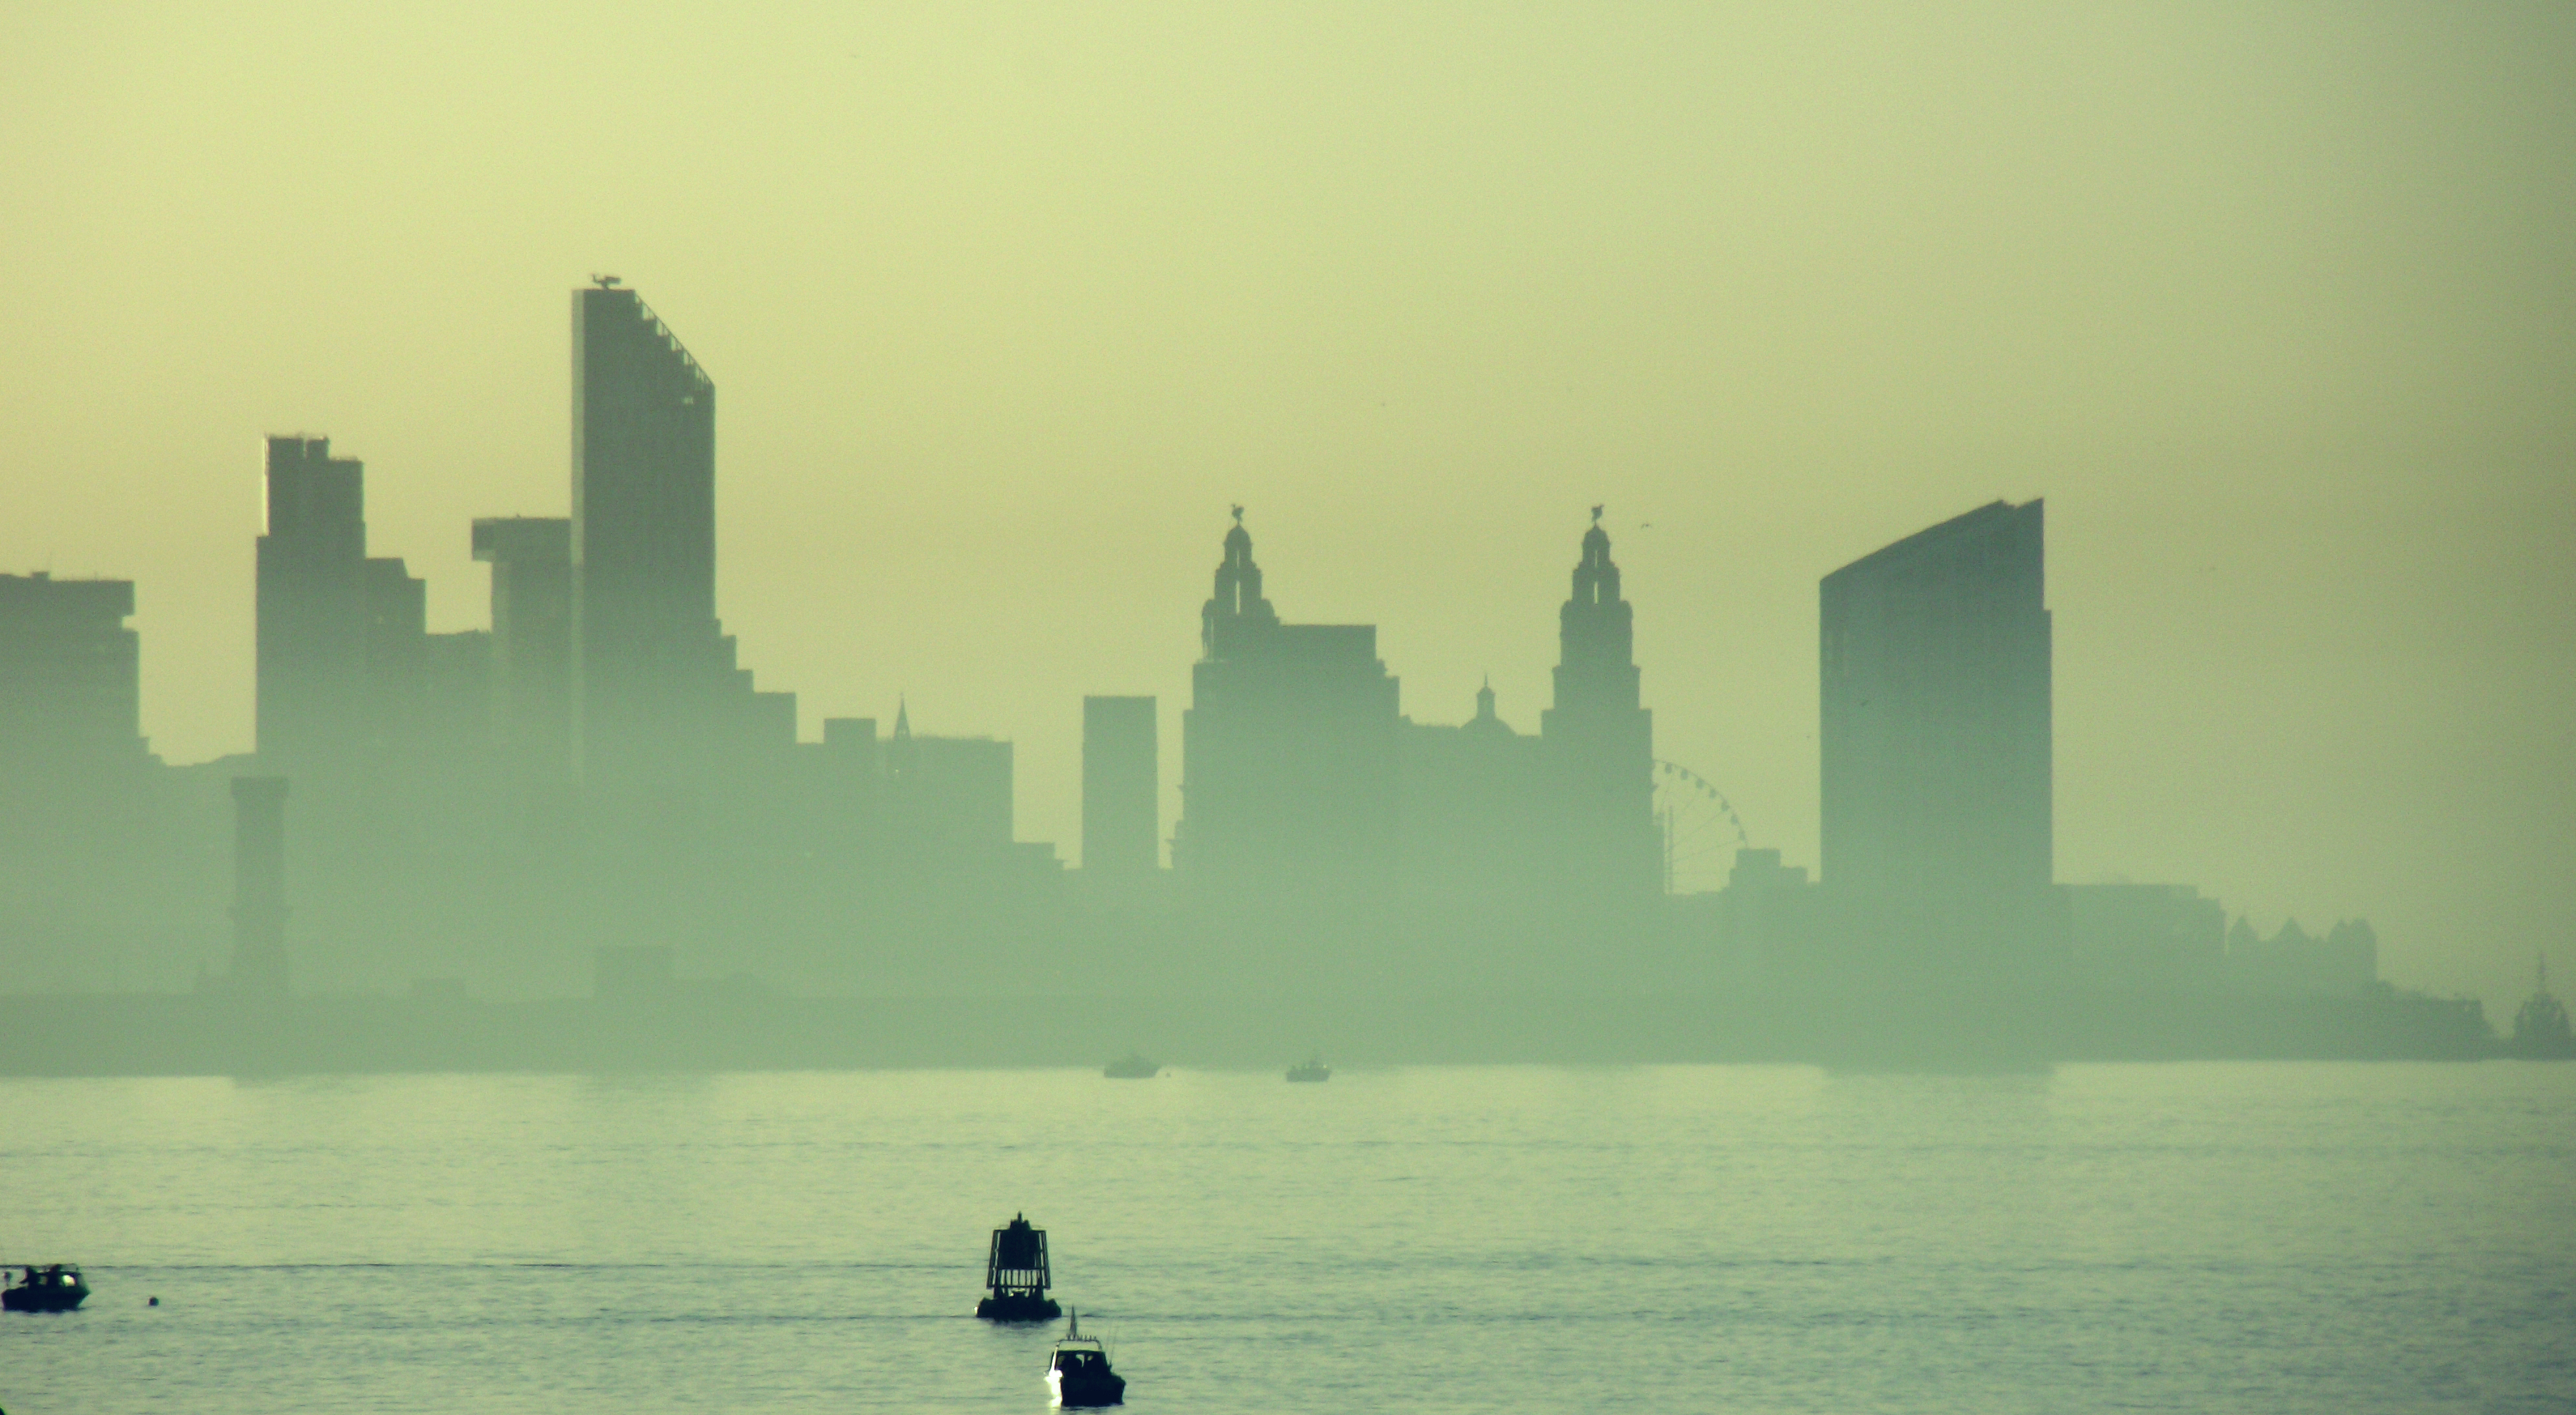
[{"left": 2, "top": 1063, "right": 2569, "bottom": 1413}]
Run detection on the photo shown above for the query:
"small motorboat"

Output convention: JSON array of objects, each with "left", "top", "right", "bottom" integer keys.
[
  {"left": 1102, "top": 1053, "right": 1159, "bottom": 1079},
  {"left": 3, "top": 1264, "right": 88, "bottom": 1312},
  {"left": 1286, "top": 1054, "right": 1330, "bottom": 1082},
  {"left": 1046, "top": 1308, "right": 1126, "bottom": 1407}
]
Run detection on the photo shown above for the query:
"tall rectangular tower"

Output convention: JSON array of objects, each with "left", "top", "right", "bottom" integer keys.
[
  {"left": 1819, "top": 499, "right": 2053, "bottom": 978},
  {"left": 1082, "top": 695, "right": 1158, "bottom": 876},
  {"left": 0, "top": 573, "right": 144, "bottom": 771},
  {"left": 570, "top": 281, "right": 721, "bottom": 774},
  {"left": 256, "top": 436, "right": 369, "bottom": 762}
]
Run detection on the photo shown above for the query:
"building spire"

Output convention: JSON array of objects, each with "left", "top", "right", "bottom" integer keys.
[
  {"left": 1202, "top": 508, "right": 1279, "bottom": 659},
  {"left": 1550, "top": 508, "right": 1640, "bottom": 709}
]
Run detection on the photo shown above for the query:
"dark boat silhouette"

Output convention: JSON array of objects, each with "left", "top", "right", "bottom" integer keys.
[
  {"left": 1286, "top": 1054, "right": 1330, "bottom": 1082},
  {"left": 976, "top": 1213, "right": 1062, "bottom": 1322},
  {"left": 1046, "top": 1308, "right": 1126, "bottom": 1407},
  {"left": 3, "top": 1264, "right": 88, "bottom": 1312},
  {"left": 1102, "top": 1053, "right": 1159, "bottom": 1078}
]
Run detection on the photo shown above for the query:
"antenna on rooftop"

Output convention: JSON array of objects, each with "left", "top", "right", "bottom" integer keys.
[{"left": 591, "top": 273, "right": 623, "bottom": 289}]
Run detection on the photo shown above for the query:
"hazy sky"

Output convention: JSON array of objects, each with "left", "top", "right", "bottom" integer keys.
[{"left": 5, "top": 2, "right": 2569, "bottom": 1008}]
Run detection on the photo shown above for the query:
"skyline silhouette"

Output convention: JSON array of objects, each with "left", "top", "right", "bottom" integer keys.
[
  {"left": 0, "top": 275, "right": 2545, "bottom": 1034},
  {"left": 4, "top": 7, "right": 2571, "bottom": 1016},
  {"left": 0, "top": 280, "right": 2516, "bottom": 1072}
]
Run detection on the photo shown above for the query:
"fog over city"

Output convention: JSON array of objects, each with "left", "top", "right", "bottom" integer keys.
[
  {"left": 8, "top": 9, "right": 2575, "bottom": 1414},
  {"left": 5, "top": 3, "right": 2570, "bottom": 1016}
]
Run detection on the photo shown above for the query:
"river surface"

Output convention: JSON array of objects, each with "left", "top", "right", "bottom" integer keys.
[{"left": 2, "top": 1063, "right": 2569, "bottom": 1413}]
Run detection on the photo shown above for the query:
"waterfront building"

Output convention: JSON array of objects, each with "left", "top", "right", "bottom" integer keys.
[
  {"left": 255, "top": 436, "right": 371, "bottom": 762},
  {"left": 256, "top": 437, "right": 469, "bottom": 765},
  {"left": 1393, "top": 678, "right": 1549, "bottom": 935},
  {"left": 0, "top": 572, "right": 145, "bottom": 772},
  {"left": 2224, "top": 916, "right": 2379, "bottom": 996},
  {"left": 1539, "top": 510, "right": 1659, "bottom": 903},
  {"left": 1174, "top": 511, "right": 1400, "bottom": 918},
  {"left": 570, "top": 280, "right": 785, "bottom": 776},
  {"left": 1817, "top": 499, "right": 2060, "bottom": 982},
  {"left": 1082, "top": 695, "right": 1158, "bottom": 876},
  {"left": 2063, "top": 882, "right": 2226, "bottom": 991}
]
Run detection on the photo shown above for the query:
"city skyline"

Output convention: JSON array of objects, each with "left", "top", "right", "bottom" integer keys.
[
  {"left": 2, "top": 359, "right": 2558, "bottom": 1013},
  {"left": 5, "top": 6, "right": 2569, "bottom": 1015}
]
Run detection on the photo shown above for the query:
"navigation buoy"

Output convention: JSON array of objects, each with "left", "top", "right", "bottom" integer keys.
[{"left": 976, "top": 1213, "right": 1062, "bottom": 1321}]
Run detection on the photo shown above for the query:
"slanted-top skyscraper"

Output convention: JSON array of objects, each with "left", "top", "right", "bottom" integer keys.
[
  {"left": 1819, "top": 499, "right": 2055, "bottom": 982},
  {"left": 1540, "top": 508, "right": 1658, "bottom": 901},
  {"left": 570, "top": 279, "right": 733, "bottom": 774}
]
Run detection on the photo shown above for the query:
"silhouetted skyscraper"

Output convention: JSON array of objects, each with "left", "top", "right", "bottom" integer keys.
[
  {"left": 1540, "top": 510, "right": 1657, "bottom": 901},
  {"left": 1082, "top": 696, "right": 1158, "bottom": 876},
  {"left": 0, "top": 573, "right": 145, "bottom": 773},
  {"left": 1176, "top": 512, "right": 1400, "bottom": 916},
  {"left": 256, "top": 436, "right": 369, "bottom": 761},
  {"left": 1819, "top": 499, "right": 2055, "bottom": 981},
  {"left": 256, "top": 436, "right": 458, "bottom": 764},
  {"left": 570, "top": 280, "right": 735, "bottom": 774}
]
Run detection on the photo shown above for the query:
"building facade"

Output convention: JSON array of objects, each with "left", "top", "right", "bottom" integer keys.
[
  {"left": 570, "top": 281, "right": 784, "bottom": 776},
  {"left": 0, "top": 572, "right": 145, "bottom": 773},
  {"left": 1082, "top": 695, "right": 1158, "bottom": 876},
  {"left": 1818, "top": 499, "right": 2056, "bottom": 981},
  {"left": 1174, "top": 513, "right": 1401, "bottom": 920}
]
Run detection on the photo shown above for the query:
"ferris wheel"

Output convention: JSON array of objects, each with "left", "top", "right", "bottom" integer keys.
[{"left": 1653, "top": 760, "right": 1749, "bottom": 896}]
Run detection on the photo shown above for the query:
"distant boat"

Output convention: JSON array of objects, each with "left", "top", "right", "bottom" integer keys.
[
  {"left": 3, "top": 1264, "right": 88, "bottom": 1312},
  {"left": 1046, "top": 1308, "right": 1127, "bottom": 1407},
  {"left": 2509, "top": 956, "right": 2575, "bottom": 1058},
  {"left": 1102, "top": 1053, "right": 1159, "bottom": 1079},
  {"left": 1285, "top": 1055, "right": 1330, "bottom": 1083}
]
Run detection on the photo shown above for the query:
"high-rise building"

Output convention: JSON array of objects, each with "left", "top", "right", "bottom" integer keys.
[
  {"left": 570, "top": 280, "right": 731, "bottom": 774},
  {"left": 0, "top": 572, "right": 145, "bottom": 773},
  {"left": 1082, "top": 696, "right": 1158, "bottom": 876},
  {"left": 472, "top": 516, "right": 574, "bottom": 773},
  {"left": 256, "top": 436, "right": 369, "bottom": 761},
  {"left": 1819, "top": 499, "right": 2055, "bottom": 979},
  {"left": 1175, "top": 512, "right": 1400, "bottom": 914},
  {"left": 1539, "top": 510, "right": 1657, "bottom": 901},
  {"left": 256, "top": 435, "right": 469, "bottom": 765}
]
